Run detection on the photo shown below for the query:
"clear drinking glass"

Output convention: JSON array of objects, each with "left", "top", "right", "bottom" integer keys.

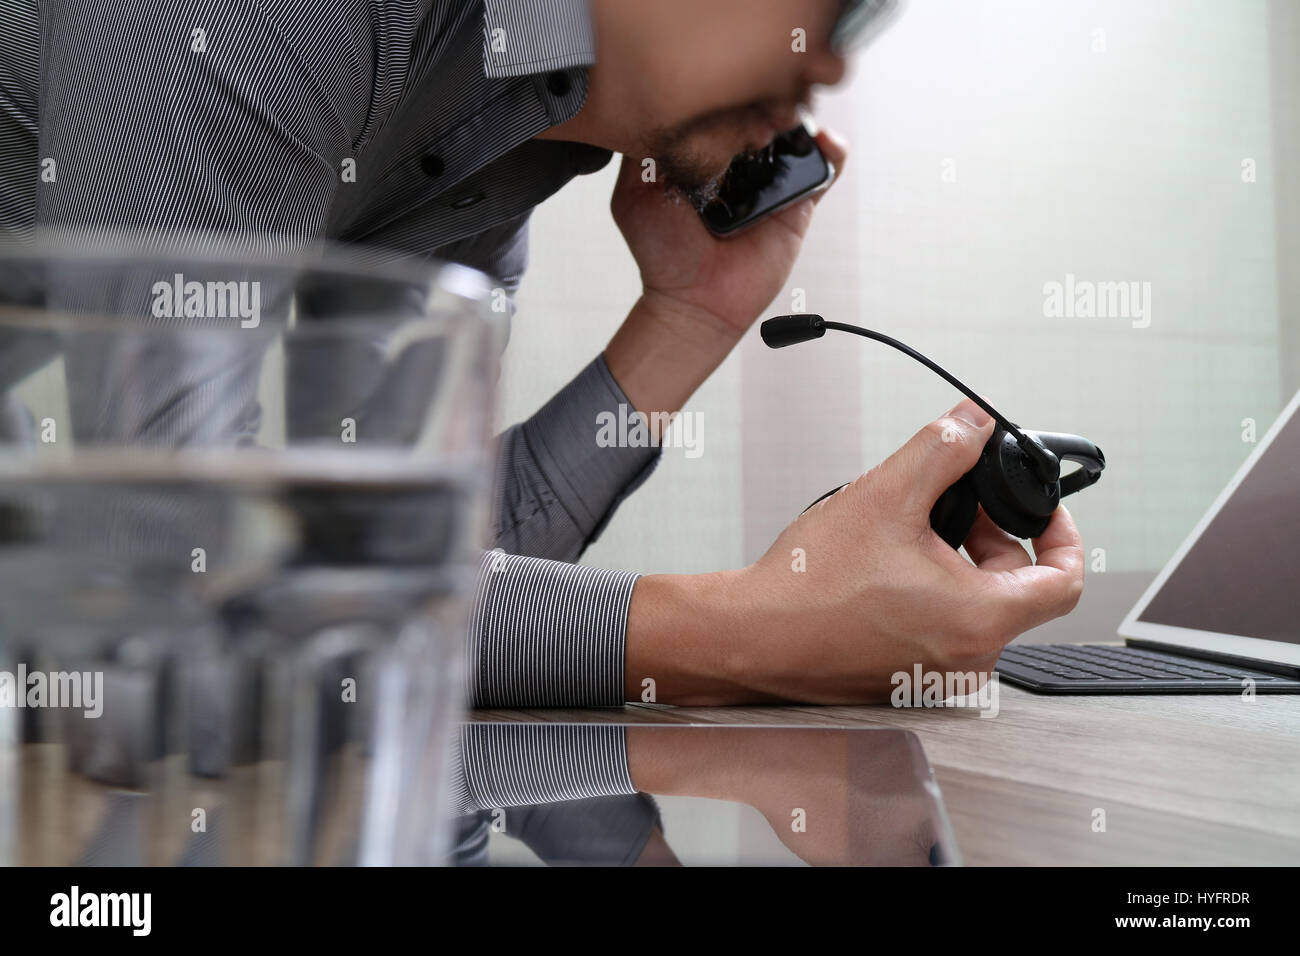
[{"left": 0, "top": 236, "right": 502, "bottom": 865}]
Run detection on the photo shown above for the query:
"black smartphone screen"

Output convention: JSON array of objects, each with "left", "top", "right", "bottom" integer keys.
[{"left": 699, "top": 125, "right": 832, "bottom": 236}]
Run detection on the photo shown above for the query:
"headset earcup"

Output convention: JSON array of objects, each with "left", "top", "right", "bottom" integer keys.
[
  {"left": 971, "top": 434, "right": 1056, "bottom": 539},
  {"left": 929, "top": 475, "right": 979, "bottom": 549},
  {"left": 976, "top": 479, "right": 1051, "bottom": 538}
]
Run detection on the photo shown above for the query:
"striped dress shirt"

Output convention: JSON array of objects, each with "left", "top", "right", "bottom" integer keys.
[{"left": 1, "top": 0, "right": 663, "bottom": 828}]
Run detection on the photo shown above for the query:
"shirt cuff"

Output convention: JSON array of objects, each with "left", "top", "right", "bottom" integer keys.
[
  {"left": 516, "top": 353, "right": 661, "bottom": 549},
  {"left": 467, "top": 550, "right": 636, "bottom": 707},
  {"left": 448, "top": 723, "right": 635, "bottom": 813}
]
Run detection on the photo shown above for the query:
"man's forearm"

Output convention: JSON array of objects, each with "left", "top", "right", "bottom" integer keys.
[{"left": 603, "top": 290, "right": 742, "bottom": 436}]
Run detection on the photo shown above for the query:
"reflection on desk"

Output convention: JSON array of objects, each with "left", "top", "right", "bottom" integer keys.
[{"left": 446, "top": 724, "right": 959, "bottom": 866}]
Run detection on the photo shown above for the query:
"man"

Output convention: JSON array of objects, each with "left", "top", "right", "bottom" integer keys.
[{"left": 0, "top": 0, "right": 1084, "bottom": 711}]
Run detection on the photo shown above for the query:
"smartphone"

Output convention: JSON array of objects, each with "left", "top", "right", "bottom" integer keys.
[{"left": 698, "top": 124, "right": 834, "bottom": 237}]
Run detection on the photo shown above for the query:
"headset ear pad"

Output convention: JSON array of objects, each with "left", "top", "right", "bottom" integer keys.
[
  {"left": 929, "top": 474, "right": 979, "bottom": 549},
  {"left": 970, "top": 428, "right": 1059, "bottom": 539}
]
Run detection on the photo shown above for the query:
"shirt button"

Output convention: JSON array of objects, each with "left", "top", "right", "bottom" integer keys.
[
  {"left": 420, "top": 154, "right": 445, "bottom": 177},
  {"left": 545, "top": 71, "right": 571, "bottom": 97}
]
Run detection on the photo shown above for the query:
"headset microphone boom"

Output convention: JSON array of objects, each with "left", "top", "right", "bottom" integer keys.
[{"left": 760, "top": 314, "right": 1106, "bottom": 549}]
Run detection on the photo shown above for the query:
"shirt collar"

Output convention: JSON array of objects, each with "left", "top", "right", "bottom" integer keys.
[{"left": 480, "top": 0, "right": 597, "bottom": 79}]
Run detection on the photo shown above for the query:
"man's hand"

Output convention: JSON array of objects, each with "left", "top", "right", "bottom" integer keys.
[
  {"left": 625, "top": 398, "right": 1086, "bottom": 705},
  {"left": 611, "top": 128, "right": 849, "bottom": 336},
  {"left": 603, "top": 129, "right": 849, "bottom": 423}
]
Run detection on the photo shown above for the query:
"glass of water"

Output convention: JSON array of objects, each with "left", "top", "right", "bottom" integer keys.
[{"left": 0, "top": 235, "right": 502, "bottom": 865}]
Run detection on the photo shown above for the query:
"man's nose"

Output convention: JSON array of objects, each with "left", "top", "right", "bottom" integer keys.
[{"left": 803, "top": 50, "right": 848, "bottom": 89}]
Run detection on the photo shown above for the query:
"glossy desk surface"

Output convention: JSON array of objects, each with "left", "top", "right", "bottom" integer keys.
[
  {"left": 455, "top": 723, "right": 959, "bottom": 866},
  {"left": 471, "top": 682, "right": 1300, "bottom": 866}
]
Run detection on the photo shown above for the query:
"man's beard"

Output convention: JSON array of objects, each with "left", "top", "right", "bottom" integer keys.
[
  {"left": 644, "top": 133, "right": 728, "bottom": 210},
  {"left": 643, "top": 104, "right": 775, "bottom": 209}
]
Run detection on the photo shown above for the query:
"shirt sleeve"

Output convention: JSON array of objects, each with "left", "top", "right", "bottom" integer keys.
[
  {"left": 467, "top": 549, "right": 638, "bottom": 707},
  {"left": 446, "top": 723, "right": 660, "bottom": 866},
  {"left": 448, "top": 723, "right": 638, "bottom": 812},
  {"left": 493, "top": 352, "right": 662, "bottom": 562},
  {"left": 462, "top": 355, "right": 661, "bottom": 708}
]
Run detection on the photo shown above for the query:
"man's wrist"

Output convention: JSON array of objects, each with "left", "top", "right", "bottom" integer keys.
[{"left": 624, "top": 568, "right": 758, "bottom": 706}]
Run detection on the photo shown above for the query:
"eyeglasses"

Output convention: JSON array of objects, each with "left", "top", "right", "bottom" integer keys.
[{"left": 831, "top": 0, "right": 901, "bottom": 54}]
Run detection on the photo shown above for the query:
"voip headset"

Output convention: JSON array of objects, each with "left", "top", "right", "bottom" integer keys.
[{"left": 761, "top": 314, "right": 1106, "bottom": 549}]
